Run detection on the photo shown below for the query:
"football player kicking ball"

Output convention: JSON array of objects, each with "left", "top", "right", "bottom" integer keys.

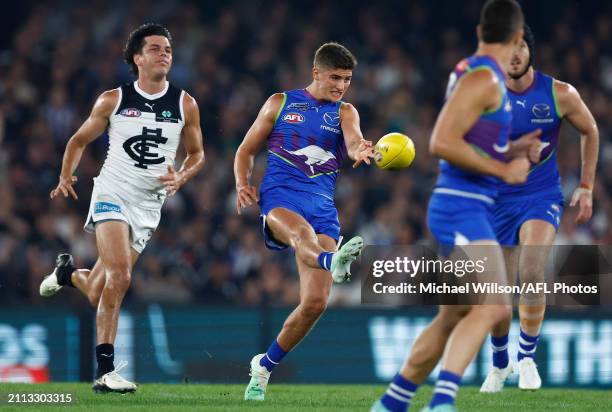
[
  {"left": 234, "top": 42, "right": 374, "bottom": 401},
  {"left": 41, "top": 24, "right": 205, "bottom": 393},
  {"left": 480, "top": 24, "right": 598, "bottom": 393}
]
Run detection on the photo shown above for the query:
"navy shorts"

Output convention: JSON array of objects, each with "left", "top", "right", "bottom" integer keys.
[
  {"left": 259, "top": 186, "right": 340, "bottom": 250},
  {"left": 427, "top": 192, "right": 497, "bottom": 249},
  {"left": 493, "top": 194, "right": 564, "bottom": 246}
]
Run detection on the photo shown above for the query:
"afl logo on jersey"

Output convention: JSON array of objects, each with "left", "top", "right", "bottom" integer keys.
[
  {"left": 120, "top": 108, "right": 142, "bottom": 117},
  {"left": 323, "top": 112, "right": 341, "bottom": 126},
  {"left": 283, "top": 113, "right": 305, "bottom": 123}
]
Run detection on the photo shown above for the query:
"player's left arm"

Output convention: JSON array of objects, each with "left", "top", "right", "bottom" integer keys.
[
  {"left": 340, "top": 103, "right": 374, "bottom": 168},
  {"left": 555, "top": 80, "right": 599, "bottom": 224},
  {"left": 159, "top": 93, "right": 205, "bottom": 196}
]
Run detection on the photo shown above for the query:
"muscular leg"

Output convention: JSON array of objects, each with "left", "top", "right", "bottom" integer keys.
[
  {"left": 489, "top": 221, "right": 553, "bottom": 340},
  {"left": 71, "top": 259, "right": 103, "bottom": 307},
  {"left": 72, "top": 251, "right": 139, "bottom": 308},
  {"left": 376, "top": 241, "right": 510, "bottom": 410},
  {"left": 442, "top": 304, "right": 511, "bottom": 374},
  {"left": 401, "top": 305, "right": 471, "bottom": 383},
  {"left": 266, "top": 208, "right": 330, "bottom": 270},
  {"left": 517, "top": 220, "right": 555, "bottom": 335},
  {"left": 440, "top": 241, "right": 512, "bottom": 375},
  {"left": 72, "top": 266, "right": 94, "bottom": 296},
  {"left": 276, "top": 234, "right": 335, "bottom": 351},
  {"left": 244, "top": 230, "right": 337, "bottom": 401},
  {"left": 94, "top": 221, "right": 134, "bottom": 345},
  {"left": 399, "top": 241, "right": 510, "bottom": 381},
  {"left": 482, "top": 224, "right": 554, "bottom": 392},
  {"left": 491, "top": 246, "right": 519, "bottom": 337}
]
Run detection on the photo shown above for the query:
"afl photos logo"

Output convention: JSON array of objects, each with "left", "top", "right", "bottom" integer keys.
[
  {"left": 123, "top": 126, "right": 168, "bottom": 169},
  {"left": 283, "top": 113, "right": 305, "bottom": 123}
]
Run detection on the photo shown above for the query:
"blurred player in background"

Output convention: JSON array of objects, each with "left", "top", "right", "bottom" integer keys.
[
  {"left": 372, "top": 1, "right": 542, "bottom": 411},
  {"left": 40, "top": 23, "right": 205, "bottom": 393},
  {"left": 234, "top": 42, "right": 374, "bottom": 401},
  {"left": 480, "top": 24, "right": 599, "bottom": 393}
]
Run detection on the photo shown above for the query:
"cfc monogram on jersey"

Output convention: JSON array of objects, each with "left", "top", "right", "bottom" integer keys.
[
  {"left": 99, "top": 81, "right": 185, "bottom": 194},
  {"left": 123, "top": 127, "right": 168, "bottom": 169}
]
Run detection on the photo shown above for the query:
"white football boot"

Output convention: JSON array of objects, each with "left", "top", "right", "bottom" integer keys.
[
  {"left": 480, "top": 363, "right": 514, "bottom": 393},
  {"left": 330, "top": 236, "right": 364, "bottom": 283},
  {"left": 92, "top": 361, "right": 137, "bottom": 394},
  {"left": 40, "top": 254, "right": 74, "bottom": 297},
  {"left": 244, "top": 354, "right": 271, "bottom": 401},
  {"left": 518, "top": 358, "right": 542, "bottom": 390}
]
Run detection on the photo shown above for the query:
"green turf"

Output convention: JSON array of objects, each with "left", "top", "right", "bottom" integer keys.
[{"left": 1, "top": 383, "right": 611, "bottom": 411}]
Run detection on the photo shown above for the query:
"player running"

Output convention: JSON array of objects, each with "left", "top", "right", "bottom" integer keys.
[
  {"left": 40, "top": 24, "right": 205, "bottom": 393},
  {"left": 234, "top": 42, "right": 374, "bottom": 401},
  {"left": 371, "top": 1, "right": 542, "bottom": 411},
  {"left": 480, "top": 25, "right": 599, "bottom": 393}
]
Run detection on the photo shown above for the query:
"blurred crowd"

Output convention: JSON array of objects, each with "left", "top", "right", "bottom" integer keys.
[{"left": 1, "top": 0, "right": 610, "bottom": 306}]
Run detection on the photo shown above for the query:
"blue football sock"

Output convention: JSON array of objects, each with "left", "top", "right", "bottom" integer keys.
[
  {"left": 317, "top": 252, "right": 334, "bottom": 271},
  {"left": 491, "top": 334, "right": 509, "bottom": 369},
  {"left": 430, "top": 370, "right": 461, "bottom": 408},
  {"left": 259, "top": 340, "right": 288, "bottom": 372},
  {"left": 379, "top": 373, "right": 419, "bottom": 412},
  {"left": 517, "top": 329, "right": 539, "bottom": 361}
]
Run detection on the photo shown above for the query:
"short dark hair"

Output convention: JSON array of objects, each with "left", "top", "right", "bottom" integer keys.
[
  {"left": 523, "top": 24, "right": 535, "bottom": 67},
  {"left": 479, "top": 0, "right": 524, "bottom": 44},
  {"left": 123, "top": 23, "right": 172, "bottom": 75},
  {"left": 313, "top": 42, "right": 357, "bottom": 70}
]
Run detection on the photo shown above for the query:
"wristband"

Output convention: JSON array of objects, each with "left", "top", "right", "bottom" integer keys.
[{"left": 579, "top": 183, "right": 592, "bottom": 191}]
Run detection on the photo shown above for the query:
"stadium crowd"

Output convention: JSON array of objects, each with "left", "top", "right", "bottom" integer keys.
[{"left": 1, "top": 0, "right": 610, "bottom": 306}]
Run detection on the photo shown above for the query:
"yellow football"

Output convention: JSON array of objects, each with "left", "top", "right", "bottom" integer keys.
[{"left": 374, "top": 132, "right": 415, "bottom": 170}]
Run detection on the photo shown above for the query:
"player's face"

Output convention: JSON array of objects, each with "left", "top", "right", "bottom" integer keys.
[
  {"left": 315, "top": 67, "right": 353, "bottom": 102},
  {"left": 135, "top": 35, "right": 173, "bottom": 79},
  {"left": 508, "top": 39, "right": 530, "bottom": 80}
]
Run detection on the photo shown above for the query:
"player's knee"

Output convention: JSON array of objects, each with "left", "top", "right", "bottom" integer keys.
[
  {"left": 520, "top": 266, "right": 543, "bottom": 285},
  {"left": 289, "top": 225, "right": 315, "bottom": 249},
  {"left": 436, "top": 307, "right": 470, "bottom": 331},
  {"left": 497, "top": 305, "right": 513, "bottom": 322},
  {"left": 300, "top": 296, "right": 328, "bottom": 319},
  {"left": 105, "top": 264, "right": 132, "bottom": 291},
  {"left": 478, "top": 305, "right": 512, "bottom": 325}
]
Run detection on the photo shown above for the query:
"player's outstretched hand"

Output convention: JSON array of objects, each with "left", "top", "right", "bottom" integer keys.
[
  {"left": 511, "top": 129, "right": 542, "bottom": 163},
  {"left": 352, "top": 139, "right": 375, "bottom": 168},
  {"left": 236, "top": 185, "right": 258, "bottom": 214},
  {"left": 50, "top": 175, "right": 78, "bottom": 200},
  {"left": 569, "top": 187, "right": 593, "bottom": 224},
  {"left": 158, "top": 165, "right": 184, "bottom": 196},
  {"left": 501, "top": 157, "right": 530, "bottom": 184}
]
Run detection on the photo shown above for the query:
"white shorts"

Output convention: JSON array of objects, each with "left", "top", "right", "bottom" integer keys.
[{"left": 84, "top": 177, "right": 163, "bottom": 253}]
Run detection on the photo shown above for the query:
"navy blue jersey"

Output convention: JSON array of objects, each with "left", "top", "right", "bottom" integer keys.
[
  {"left": 260, "top": 89, "right": 348, "bottom": 200},
  {"left": 498, "top": 71, "right": 563, "bottom": 198}
]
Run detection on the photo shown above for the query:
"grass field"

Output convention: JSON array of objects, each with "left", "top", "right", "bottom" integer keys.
[{"left": 2, "top": 383, "right": 611, "bottom": 411}]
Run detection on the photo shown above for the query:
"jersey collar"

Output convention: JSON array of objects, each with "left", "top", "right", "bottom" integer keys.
[{"left": 134, "top": 80, "right": 169, "bottom": 100}]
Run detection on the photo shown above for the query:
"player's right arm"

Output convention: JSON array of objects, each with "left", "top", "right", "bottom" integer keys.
[
  {"left": 50, "top": 89, "right": 119, "bottom": 200},
  {"left": 233, "top": 93, "right": 283, "bottom": 214},
  {"left": 429, "top": 70, "right": 530, "bottom": 184},
  {"left": 555, "top": 80, "right": 599, "bottom": 224}
]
